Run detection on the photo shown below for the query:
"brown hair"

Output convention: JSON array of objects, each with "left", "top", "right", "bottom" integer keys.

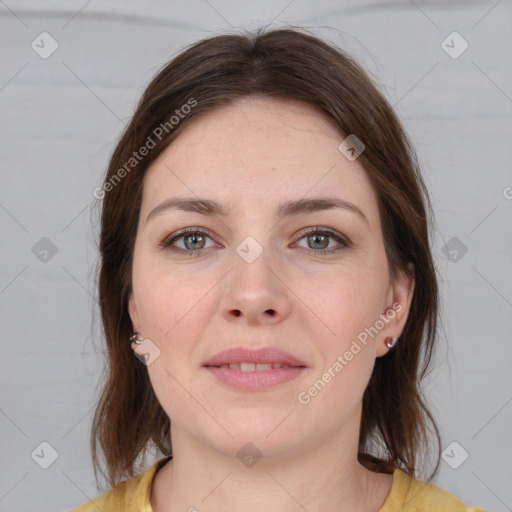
[{"left": 91, "top": 25, "right": 441, "bottom": 490}]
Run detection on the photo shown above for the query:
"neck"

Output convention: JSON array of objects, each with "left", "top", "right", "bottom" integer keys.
[{"left": 151, "top": 421, "right": 392, "bottom": 512}]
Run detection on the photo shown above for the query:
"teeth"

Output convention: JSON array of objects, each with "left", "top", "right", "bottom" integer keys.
[{"left": 217, "top": 362, "right": 291, "bottom": 372}]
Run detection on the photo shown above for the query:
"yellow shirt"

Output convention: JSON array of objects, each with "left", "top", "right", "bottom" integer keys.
[{"left": 69, "top": 456, "right": 487, "bottom": 511}]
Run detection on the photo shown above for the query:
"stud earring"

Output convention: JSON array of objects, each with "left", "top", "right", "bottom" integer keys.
[
  {"left": 385, "top": 336, "right": 398, "bottom": 349},
  {"left": 129, "top": 333, "right": 144, "bottom": 345}
]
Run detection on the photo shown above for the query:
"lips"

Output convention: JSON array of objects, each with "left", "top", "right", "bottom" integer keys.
[{"left": 202, "top": 346, "right": 307, "bottom": 368}]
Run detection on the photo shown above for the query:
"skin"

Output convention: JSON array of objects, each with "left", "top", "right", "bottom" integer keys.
[{"left": 128, "top": 96, "right": 415, "bottom": 512}]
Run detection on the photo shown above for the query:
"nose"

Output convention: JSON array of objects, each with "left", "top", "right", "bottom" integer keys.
[{"left": 219, "top": 245, "right": 292, "bottom": 326}]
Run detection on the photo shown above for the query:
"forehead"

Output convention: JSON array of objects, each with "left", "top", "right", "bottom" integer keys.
[{"left": 141, "top": 96, "right": 380, "bottom": 227}]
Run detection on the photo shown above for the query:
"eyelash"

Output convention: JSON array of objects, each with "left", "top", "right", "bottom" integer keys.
[{"left": 159, "top": 227, "right": 350, "bottom": 257}]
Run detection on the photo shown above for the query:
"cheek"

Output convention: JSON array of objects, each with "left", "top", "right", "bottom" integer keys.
[
  {"left": 301, "top": 270, "right": 381, "bottom": 391},
  {"left": 301, "top": 267, "right": 383, "bottom": 335},
  {"left": 134, "top": 259, "right": 209, "bottom": 335},
  {"left": 306, "top": 325, "right": 377, "bottom": 414}
]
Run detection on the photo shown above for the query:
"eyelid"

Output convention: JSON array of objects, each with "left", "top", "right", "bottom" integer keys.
[
  {"left": 159, "top": 225, "right": 351, "bottom": 256},
  {"left": 293, "top": 226, "right": 350, "bottom": 244},
  {"left": 291, "top": 226, "right": 351, "bottom": 254},
  {"left": 160, "top": 226, "right": 218, "bottom": 248}
]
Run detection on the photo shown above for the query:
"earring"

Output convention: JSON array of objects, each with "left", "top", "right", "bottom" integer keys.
[
  {"left": 129, "top": 333, "right": 144, "bottom": 345},
  {"left": 385, "top": 336, "right": 398, "bottom": 349}
]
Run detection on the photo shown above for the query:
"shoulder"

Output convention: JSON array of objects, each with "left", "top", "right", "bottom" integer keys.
[
  {"left": 380, "top": 468, "right": 487, "bottom": 512},
  {"left": 69, "top": 476, "right": 137, "bottom": 512},
  {"left": 69, "top": 456, "right": 171, "bottom": 512}
]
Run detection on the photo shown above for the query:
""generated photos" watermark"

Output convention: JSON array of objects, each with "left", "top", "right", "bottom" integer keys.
[{"left": 297, "top": 302, "right": 402, "bottom": 404}]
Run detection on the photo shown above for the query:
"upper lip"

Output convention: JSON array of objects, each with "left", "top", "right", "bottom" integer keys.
[{"left": 202, "top": 346, "right": 307, "bottom": 367}]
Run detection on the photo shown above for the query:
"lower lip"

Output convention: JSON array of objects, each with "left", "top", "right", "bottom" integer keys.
[{"left": 204, "top": 366, "right": 306, "bottom": 391}]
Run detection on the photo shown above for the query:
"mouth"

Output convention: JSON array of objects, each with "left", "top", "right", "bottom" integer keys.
[
  {"left": 202, "top": 346, "right": 307, "bottom": 368},
  {"left": 202, "top": 346, "right": 307, "bottom": 391},
  {"left": 203, "top": 364, "right": 306, "bottom": 391},
  {"left": 205, "top": 362, "right": 305, "bottom": 371}
]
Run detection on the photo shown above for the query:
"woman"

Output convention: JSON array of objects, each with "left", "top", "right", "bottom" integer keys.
[{"left": 71, "top": 27, "right": 486, "bottom": 511}]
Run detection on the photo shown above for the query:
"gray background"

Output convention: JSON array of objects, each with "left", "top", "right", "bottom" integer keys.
[{"left": 1, "top": 1, "right": 511, "bottom": 511}]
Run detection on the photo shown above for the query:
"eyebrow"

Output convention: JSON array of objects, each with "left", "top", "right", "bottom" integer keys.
[{"left": 146, "top": 196, "right": 370, "bottom": 228}]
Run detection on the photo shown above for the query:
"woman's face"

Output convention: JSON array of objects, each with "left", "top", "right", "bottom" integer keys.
[{"left": 128, "top": 96, "right": 414, "bottom": 461}]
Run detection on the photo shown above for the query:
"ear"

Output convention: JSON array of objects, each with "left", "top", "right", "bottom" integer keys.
[
  {"left": 376, "top": 262, "right": 415, "bottom": 357},
  {"left": 128, "top": 291, "right": 141, "bottom": 333}
]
